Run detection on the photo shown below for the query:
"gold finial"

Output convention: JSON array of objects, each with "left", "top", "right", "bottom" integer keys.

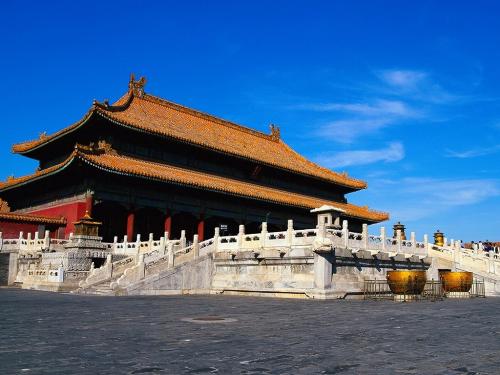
[{"left": 269, "top": 124, "right": 280, "bottom": 141}]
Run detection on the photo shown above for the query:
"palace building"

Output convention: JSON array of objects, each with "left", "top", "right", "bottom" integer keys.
[{"left": 0, "top": 75, "right": 388, "bottom": 242}]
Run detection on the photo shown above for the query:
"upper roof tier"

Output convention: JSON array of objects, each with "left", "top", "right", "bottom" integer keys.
[{"left": 12, "top": 75, "right": 367, "bottom": 190}]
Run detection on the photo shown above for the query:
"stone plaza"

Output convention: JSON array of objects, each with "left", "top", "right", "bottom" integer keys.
[{"left": 1, "top": 289, "right": 499, "bottom": 374}]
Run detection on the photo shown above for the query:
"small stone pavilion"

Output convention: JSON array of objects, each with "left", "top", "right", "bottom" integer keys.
[{"left": 0, "top": 75, "right": 388, "bottom": 243}]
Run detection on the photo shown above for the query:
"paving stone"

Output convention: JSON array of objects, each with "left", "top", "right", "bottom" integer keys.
[{"left": 0, "top": 289, "right": 499, "bottom": 374}]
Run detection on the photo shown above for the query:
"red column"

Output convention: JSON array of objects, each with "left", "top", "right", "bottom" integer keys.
[
  {"left": 127, "top": 211, "right": 135, "bottom": 240},
  {"left": 85, "top": 193, "right": 94, "bottom": 217},
  {"left": 197, "top": 215, "right": 205, "bottom": 242},
  {"left": 164, "top": 213, "right": 172, "bottom": 235}
]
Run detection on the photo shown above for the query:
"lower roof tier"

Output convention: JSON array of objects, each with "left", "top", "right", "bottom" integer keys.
[
  {"left": 0, "top": 212, "right": 67, "bottom": 226},
  {"left": 0, "top": 145, "right": 389, "bottom": 223}
]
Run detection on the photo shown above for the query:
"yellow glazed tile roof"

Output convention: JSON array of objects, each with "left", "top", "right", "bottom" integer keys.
[
  {"left": 0, "top": 212, "right": 66, "bottom": 225},
  {"left": 12, "top": 78, "right": 366, "bottom": 190}
]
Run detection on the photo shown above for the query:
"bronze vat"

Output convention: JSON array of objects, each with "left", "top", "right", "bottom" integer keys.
[
  {"left": 439, "top": 271, "right": 473, "bottom": 292},
  {"left": 386, "top": 270, "right": 427, "bottom": 295}
]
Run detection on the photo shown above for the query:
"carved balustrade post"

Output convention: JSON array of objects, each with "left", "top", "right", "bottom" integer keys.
[
  {"left": 362, "top": 224, "right": 368, "bottom": 250},
  {"left": 148, "top": 233, "right": 154, "bottom": 252},
  {"left": 180, "top": 230, "right": 186, "bottom": 249},
  {"left": 381, "top": 227, "right": 386, "bottom": 252},
  {"left": 410, "top": 231, "right": 416, "bottom": 253},
  {"left": 137, "top": 253, "right": 146, "bottom": 279},
  {"left": 106, "top": 253, "right": 113, "bottom": 277},
  {"left": 167, "top": 242, "right": 174, "bottom": 268},
  {"left": 237, "top": 225, "right": 245, "bottom": 248},
  {"left": 423, "top": 234, "right": 428, "bottom": 253},
  {"left": 260, "top": 222, "right": 267, "bottom": 248},
  {"left": 452, "top": 240, "right": 461, "bottom": 270},
  {"left": 164, "top": 231, "right": 169, "bottom": 240},
  {"left": 44, "top": 230, "right": 50, "bottom": 251},
  {"left": 193, "top": 234, "right": 199, "bottom": 258},
  {"left": 214, "top": 227, "right": 220, "bottom": 252},
  {"left": 342, "top": 220, "right": 349, "bottom": 248},
  {"left": 159, "top": 235, "right": 166, "bottom": 255},
  {"left": 123, "top": 235, "right": 128, "bottom": 255},
  {"left": 287, "top": 219, "right": 294, "bottom": 247},
  {"left": 135, "top": 234, "right": 141, "bottom": 256}
]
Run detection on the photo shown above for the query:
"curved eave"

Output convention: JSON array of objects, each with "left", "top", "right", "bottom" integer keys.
[
  {"left": 12, "top": 108, "right": 97, "bottom": 155},
  {"left": 0, "top": 212, "right": 67, "bottom": 225},
  {"left": 0, "top": 153, "right": 76, "bottom": 193}
]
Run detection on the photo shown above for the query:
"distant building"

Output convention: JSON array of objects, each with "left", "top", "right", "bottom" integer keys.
[{"left": 0, "top": 75, "right": 388, "bottom": 241}]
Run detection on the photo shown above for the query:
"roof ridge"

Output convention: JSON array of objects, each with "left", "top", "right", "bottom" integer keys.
[{"left": 140, "top": 93, "right": 276, "bottom": 142}]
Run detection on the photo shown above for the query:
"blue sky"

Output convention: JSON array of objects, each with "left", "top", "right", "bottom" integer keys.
[{"left": 1, "top": 1, "right": 499, "bottom": 241}]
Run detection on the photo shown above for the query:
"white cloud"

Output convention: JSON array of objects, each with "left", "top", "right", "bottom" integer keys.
[
  {"left": 378, "top": 70, "right": 427, "bottom": 89},
  {"left": 289, "top": 68, "right": 456, "bottom": 143},
  {"left": 316, "top": 118, "right": 392, "bottom": 143},
  {"left": 445, "top": 144, "right": 500, "bottom": 159},
  {"left": 303, "top": 99, "right": 420, "bottom": 143},
  {"left": 315, "top": 142, "right": 404, "bottom": 168},
  {"left": 365, "top": 177, "right": 500, "bottom": 222},
  {"left": 377, "top": 69, "right": 457, "bottom": 104},
  {"left": 403, "top": 178, "right": 499, "bottom": 207},
  {"left": 296, "top": 99, "right": 415, "bottom": 117}
]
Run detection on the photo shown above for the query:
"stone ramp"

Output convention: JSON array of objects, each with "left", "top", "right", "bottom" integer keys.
[{"left": 117, "top": 254, "right": 213, "bottom": 296}]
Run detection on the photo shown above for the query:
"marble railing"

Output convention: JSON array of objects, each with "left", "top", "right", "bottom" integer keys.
[
  {"left": 0, "top": 231, "right": 70, "bottom": 254},
  {"left": 430, "top": 241, "right": 500, "bottom": 277},
  {"left": 2, "top": 219, "right": 432, "bottom": 261}
]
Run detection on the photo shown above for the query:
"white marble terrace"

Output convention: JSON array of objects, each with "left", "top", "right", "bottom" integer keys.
[{"left": 2, "top": 218, "right": 499, "bottom": 288}]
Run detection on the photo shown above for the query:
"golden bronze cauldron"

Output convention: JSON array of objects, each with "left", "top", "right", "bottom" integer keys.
[
  {"left": 439, "top": 271, "right": 473, "bottom": 292},
  {"left": 386, "top": 270, "right": 427, "bottom": 295}
]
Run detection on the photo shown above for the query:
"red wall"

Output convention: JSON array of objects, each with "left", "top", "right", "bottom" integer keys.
[
  {"left": 0, "top": 222, "right": 41, "bottom": 239},
  {"left": 27, "top": 200, "right": 86, "bottom": 238}
]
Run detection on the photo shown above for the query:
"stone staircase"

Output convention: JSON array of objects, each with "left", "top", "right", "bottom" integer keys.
[
  {"left": 75, "top": 255, "right": 137, "bottom": 295},
  {"left": 88, "top": 280, "right": 114, "bottom": 296}
]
